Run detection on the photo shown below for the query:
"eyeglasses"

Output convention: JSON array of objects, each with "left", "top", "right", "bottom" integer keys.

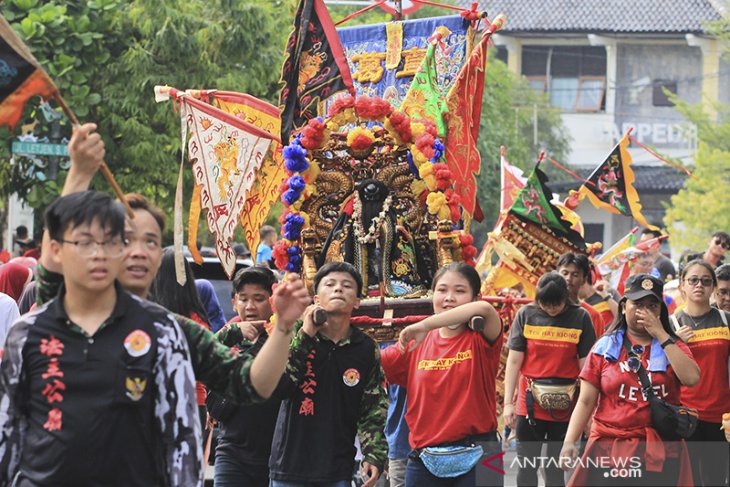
[
  {"left": 60, "top": 238, "right": 126, "bottom": 258},
  {"left": 685, "top": 276, "right": 714, "bottom": 287},
  {"left": 627, "top": 344, "right": 645, "bottom": 372},
  {"left": 717, "top": 289, "right": 730, "bottom": 297},
  {"left": 715, "top": 239, "right": 730, "bottom": 250}
]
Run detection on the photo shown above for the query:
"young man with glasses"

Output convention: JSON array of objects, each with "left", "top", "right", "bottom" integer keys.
[
  {"left": 0, "top": 191, "right": 202, "bottom": 486},
  {"left": 714, "top": 264, "right": 730, "bottom": 313},
  {"left": 679, "top": 231, "right": 730, "bottom": 271}
]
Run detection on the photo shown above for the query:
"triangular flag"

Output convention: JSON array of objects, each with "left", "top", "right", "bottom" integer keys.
[
  {"left": 510, "top": 163, "right": 586, "bottom": 249},
  {"left": 278, "top": 0, "right": 355, "bottom": 144},
  {"left": 596, "top": 228, "right": 638, "bottom": 294},
  {"left": 165, "top": 88, "right": 276, "bottom": 278},
  {"left": 399, "top": 40, "right": 448, "bottom": 138},
  {"left": 443, "top": 16, "right": 505, "bottom": 216},
  {"left": 579, "top": 135, "right": 657, "bottom": 230},
  {"left": 0, "top": 14, "right": 58, "bottom": 129},
  {"left": 500, "top": 147, "right": 527, "bottom": 212},
  {"left": 211, "top": 91, "right": 288, "bottom": 265}
]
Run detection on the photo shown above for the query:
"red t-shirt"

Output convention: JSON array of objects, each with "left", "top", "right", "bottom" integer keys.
[
  {"left": 581, "top": 302, "right": 606, "bottom": 342},
  {"left": 509, "top": 303, "right": 596, "bottom": 421},
  {"left": 584, "top": 293, "right": 614, "bottom": 336},
  {"left": 674, "top": 309, "right": 730, "bottom": 423},
  {"left": 189, "top": 311, "right": 211, "bottom": 407},
  {"left": 581, "top": 335, "right": 693, "bottom": 429},
  {"left": 381, "top": 328, "right": 503, "bottom": 449}
]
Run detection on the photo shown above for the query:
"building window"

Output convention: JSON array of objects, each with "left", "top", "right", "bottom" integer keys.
[
  {"left": 583, "top": 223, "right": 605, "bottom": 247},
  {"left": 521, "top": 46, "right": 607, "bottom": 112},
  {"left": 652, "top": 79, "right": 677, "bottom": 107}
]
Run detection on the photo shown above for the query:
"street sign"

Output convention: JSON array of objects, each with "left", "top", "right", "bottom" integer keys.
[{"left": 11, "top": 141, "right": 68, "bottom": 157}]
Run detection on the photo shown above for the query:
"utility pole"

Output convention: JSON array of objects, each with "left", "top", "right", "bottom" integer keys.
[{"left": 48, "top": 119, "right": 60, "bottom": 181}]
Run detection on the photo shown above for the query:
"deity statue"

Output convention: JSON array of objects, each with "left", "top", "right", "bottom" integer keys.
[{"left": 319, "top": 179, "right": 431, "bottom": 297}]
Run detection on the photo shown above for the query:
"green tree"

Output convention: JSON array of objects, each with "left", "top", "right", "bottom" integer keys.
[
  {"left": 663, "top": 143, "right": 730, "bottom": 252},
  {"left": 0, "top": 0, "right": 294, "bottom": 241},
  {"left": 662, "top": 15, "right": 730, "bottom": 252}
]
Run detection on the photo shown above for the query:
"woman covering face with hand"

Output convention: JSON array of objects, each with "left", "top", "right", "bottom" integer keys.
[
  {"left": 381, "top": 263, "right": 503, "bottom": 487},
  {"left": 559, "top": 274, "right": 699, "bottom": 486}
]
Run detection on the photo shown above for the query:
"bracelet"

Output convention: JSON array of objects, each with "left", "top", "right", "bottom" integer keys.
[{"left": 504, "top": 402, "right": 514, "bottom": 406}]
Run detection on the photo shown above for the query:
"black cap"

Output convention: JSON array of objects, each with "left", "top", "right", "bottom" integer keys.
[{"left": 624, "top": 273, "right": 664, "bottom": 302}]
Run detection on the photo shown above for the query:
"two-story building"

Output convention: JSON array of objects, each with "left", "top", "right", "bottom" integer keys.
[{"left": 457, "top": 0, "right": 728, "bottom": 250}]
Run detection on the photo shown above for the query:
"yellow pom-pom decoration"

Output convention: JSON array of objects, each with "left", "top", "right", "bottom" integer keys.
[
  {"left": 412, "top": 148, "right": 429, "bottom": 165},
  {"left": 346, "top": 126, "right": 375, "bottom": 147},
  {"left": 411, "top": 122, "right": 426, "bottom": 138},
  {"left": 302, "top": 161, "right": 320, "bottom": 183},
  {"left": 411, "top": 179, "right": 428, "bottom": 196},
  {"left": 427, "top": 191, "right": 447, "bottom": 216}
]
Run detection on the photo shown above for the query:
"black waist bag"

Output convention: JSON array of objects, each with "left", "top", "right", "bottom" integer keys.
[{"left": 622, "top": 335, "right": 698, "bottom": 440}]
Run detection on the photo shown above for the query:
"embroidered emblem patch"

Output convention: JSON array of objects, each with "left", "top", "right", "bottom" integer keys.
[
  {"left": 641, "top": 279, "right": 654, "bottom": 291},
  {"left": 125, "top": 376, "right": 147, "bottom": 401},
  {"left": 343, "top": 368, "right": 360, "bottom": 387},
  {"left": 124, "top": 330, "right": 151, "bottom": 357}
]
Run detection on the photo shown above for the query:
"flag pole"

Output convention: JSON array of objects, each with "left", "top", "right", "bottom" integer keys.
[{"left": 54, "top": 94, "right": 134, "bottom": 217}]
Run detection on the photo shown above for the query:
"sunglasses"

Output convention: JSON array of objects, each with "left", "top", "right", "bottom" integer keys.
[
  {"left": 685, "top": 276, "right": 714, "bottom": 287},
  {"left": 716, "top": 238, "right": 730, "bottom": 250},
  {"left": 627, "top": 344, "right": 645, "bottom": 373}
]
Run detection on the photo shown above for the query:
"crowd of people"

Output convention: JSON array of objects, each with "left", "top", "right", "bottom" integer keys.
[{"left": 0, "top": 123, "right": 726, "bottom": 487}]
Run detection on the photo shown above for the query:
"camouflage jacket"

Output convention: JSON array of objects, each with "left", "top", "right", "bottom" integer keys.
[{"left": 269, "top": 320, "right": 388, "bottom": 480}]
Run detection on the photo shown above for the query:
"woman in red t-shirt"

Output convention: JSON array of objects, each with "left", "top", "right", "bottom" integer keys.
[
  {"left": 503, "top": 272, "right": 596, "bottom": 487},
  {"left": 381, "top": 262, "right": 503, "bottom": 487},
  {"left": 672, "top": 260, "right": 730, "bottom": 486},
  {"left": 559, "top": 274, "right": 699, "bottom": 486}
]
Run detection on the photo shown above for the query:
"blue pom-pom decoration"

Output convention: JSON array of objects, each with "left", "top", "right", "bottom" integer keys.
[
  {"left": 288, "top": 175, "right": 306, "bottom": 193},
  {"left": 283, "top": 189, "right": 300, "bottom": 206}
]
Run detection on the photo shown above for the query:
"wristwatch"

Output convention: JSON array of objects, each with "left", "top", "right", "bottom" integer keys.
[{"left": 660, "top": 337, "right": 676, "bottom": 349}]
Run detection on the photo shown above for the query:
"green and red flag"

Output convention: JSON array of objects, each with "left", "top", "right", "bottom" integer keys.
[
  {"left": 510, "top": 163, "right": 586, "bottom": 249},
  {"left": 0, "top": 15, "right": 58, "bottom": 129},
  {"left": 278, "top": 0, "right": 355, "bottom": 144},
  {"left": 578, "top": 134, "right": 657, "bottom": 229},
  {"left": 399, "top": 39, "right": 448, "bottom": 138}
]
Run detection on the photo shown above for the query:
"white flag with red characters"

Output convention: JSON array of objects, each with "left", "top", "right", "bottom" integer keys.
[
  {"left": 177, "top": 90, "right": 275, "bottom": 277},
  {"left": 500, "top": 147, "right": 527, "bottom": 212}
]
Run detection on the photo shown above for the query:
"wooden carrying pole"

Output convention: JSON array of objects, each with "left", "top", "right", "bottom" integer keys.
[
  {"left": 0, "top": 14, "right": 133, "bottom": 216},
  {"left": 54, "top": 95, "right": 134, "bottom": 217}
]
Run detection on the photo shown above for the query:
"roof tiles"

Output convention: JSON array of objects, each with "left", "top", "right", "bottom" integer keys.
[{"left": 454, "top": 0, "right": 724, "bottom": 34}]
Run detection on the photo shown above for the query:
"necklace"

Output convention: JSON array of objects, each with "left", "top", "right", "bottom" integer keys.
[
  {"left": 352, "top": 192, "right": 393, "bottom": 245},
  {"left": 685, "top": 310, "right": 712, "bottom": 328}
]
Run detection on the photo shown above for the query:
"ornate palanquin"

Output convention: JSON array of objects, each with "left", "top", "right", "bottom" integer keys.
[
  {"left": 482, "top": 212, "right": 588, "bottom": 298},
  {"left": 275, "top": 95, "right": 476, "bottom": 298}
]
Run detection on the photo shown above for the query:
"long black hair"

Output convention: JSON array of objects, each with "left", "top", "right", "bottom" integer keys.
[{"left": 148, "top": 248, "right": 210, "bottom": 323}]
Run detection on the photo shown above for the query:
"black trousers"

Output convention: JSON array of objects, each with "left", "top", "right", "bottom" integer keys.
[
  {"left": 515, "top": 416, "right": 568, "bottom": 487},
  {"left": 686, "top": 420, "right": 730, "bottom": 487}
]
